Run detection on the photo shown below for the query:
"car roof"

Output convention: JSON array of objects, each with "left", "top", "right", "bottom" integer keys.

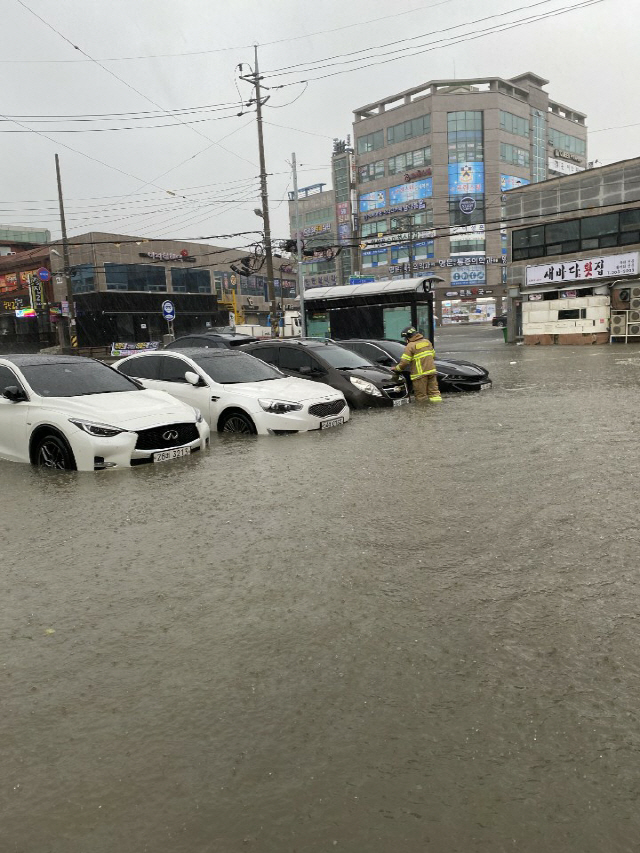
[
  {"left": 247, "top": 339, "right": 333, "bottom": 349},
  {"left": 0, "top": 354, "right": 97, "bottom": 366},
  {"left": 141, "top": 348, "right": 244, "bottom": 359}
]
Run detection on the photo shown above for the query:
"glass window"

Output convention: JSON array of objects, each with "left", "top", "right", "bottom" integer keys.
[
  {"left": 500, "top": 143, "right": 530, "bottom": 168},
  {"left": 361, "top": 220, "right": 388, "bottom": 238},
  {"left": 310, "top": 345, "right": 372, "bottom": 369},
  {"left": 117, "top": 355, "right": 166, "bottom": 380},
  {"left": 160, "top": 356, "right": 193, "bottom": 382},
  {"left": 22, "top": 361, "right": 138, "bottom": 396},
  {"left": 548, "top": 128, "right": 586, "bottom": 155},
  {"left": 450, "top": 236, "right": 486, "bottom": 254},
  {"left": 0, "top": 365, "right": 24, "bottom": 394},
  {"left": 390, "top": 210, "right": 432, "bottom": 231},
  {"left": 545, "top": 220, "right": 580, "bottom": 244},
  {"left": 388, "top": 147, "right": 431, "bottom": 175},
  {"left": 279, "top": 347, "right": 316, "bottom": 372},
  {"left": 391, "top": 244, "right": 410, "bottom": 264},
  {"left": 581, "top": 212, "right": 618, "bottom": 238},
  {"left": 448, "top": 195, "right": 485, "bottom": 226},
  {"left": 193, "top": 352, "right": 281, "bottom": 383},
  {"left": 303, "top": 207, "right": 333, "bottom": 226},
  {"left": 387, "top": 115, "right": 430, "bottom": 145},
  {"left": 447, "top": 112, "right": 484, "bottom": 163},
  {"left": 358, "top": 160, "right": 385, "bottom": 183},
  {"left": 70, "top": 264, "right": 95, "bottom": 294},
  {"left": 356, "top": 130, "right": 384, "bottom": 154},
  {"left": 251, "top": 346, "right": 278, "bottom": 364},
  {"left": 171, "top": 268, "right": 211, "bottom": 294},
  {"left": 361, "top": 248, "right": 388, "bottom": 268},
  {"left": 500, "top": 110, "right": 530, "bottom": 138},
  {"left": 105, "top": 263, "right": 167, "bottom": 292}
]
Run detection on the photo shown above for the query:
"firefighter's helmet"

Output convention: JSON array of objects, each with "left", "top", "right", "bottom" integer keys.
[{"left": 401, "top": 326, "right": 418, "bottom": 341}]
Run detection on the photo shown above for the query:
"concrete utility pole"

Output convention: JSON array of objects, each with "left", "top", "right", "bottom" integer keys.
[
  {"left": 55, "top": 154, "right": 76, "bottom": 349},
  {"left": 291, "top": 152, "right": 306, "bottom": 337},
  {"left": 241, "top": 48, "right": 278, "bottom": 338}
]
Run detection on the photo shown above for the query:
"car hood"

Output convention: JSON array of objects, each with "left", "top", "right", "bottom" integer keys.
[
  {"left": 34, "top": 389, "right": 196, "bottom": 428},
  {"left": 335, "top": 365, "right": 396, "bottom": 386},
  {"left": 220, "top": 376, "right": 342, "bottom": 402},
  {"left": 435, "top": 358, "right": 488, "bottom": 378}
]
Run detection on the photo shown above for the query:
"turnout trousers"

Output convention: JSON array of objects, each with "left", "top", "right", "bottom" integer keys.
[{"left": 412, "top": 374, "right": 440, "bottom": 403}]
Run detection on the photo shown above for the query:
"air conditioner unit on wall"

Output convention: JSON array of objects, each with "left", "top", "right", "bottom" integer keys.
[
  {"left": 631, "top": 297, "right": 640, "bottom": 311},
  {"left": 628, "top": 323, "right": 640, "bottom": 336},
  {"left": 630, "top": 286, "right": 640, "bottom": 300},
  {"left": 629, "top": 310, "right": 640, "bottom": 323},
  {"left": 611, "top": 314, "right": 626, "bottom": 334}
]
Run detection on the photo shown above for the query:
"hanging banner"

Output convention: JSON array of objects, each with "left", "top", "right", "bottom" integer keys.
[{"left": 448, "top": 162, "right": 485, "bottom": 195}]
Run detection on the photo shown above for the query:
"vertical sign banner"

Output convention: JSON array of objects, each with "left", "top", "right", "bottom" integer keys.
[{"left": 448, "top": 162, "right": 485, "bottom": 195}]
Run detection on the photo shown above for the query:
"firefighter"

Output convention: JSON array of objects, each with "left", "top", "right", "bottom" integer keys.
[{"left": 391, "top": 326, "right": 442, "bottom": 403}]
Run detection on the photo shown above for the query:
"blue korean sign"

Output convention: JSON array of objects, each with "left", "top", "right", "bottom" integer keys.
[
  {"left": 359, "top": 190, "right": 387, "bottom": 213},
  {"left": 451, "top": 266, "right": 486, "bottom": 284},
  {"left": 388, "top": 178, "right": 432, "bottom": 205},
  {"left": 500, "top": 174, "right": 530, "bottom": 191},
  {"left": 448, "top": 162, "right": 485, "bottom": 195},
  {"left": 349, "top": 276, "right": 376, "bottom": 284},
  {"left": 162, "top": 300, "right": 176, "bottom": 321}
]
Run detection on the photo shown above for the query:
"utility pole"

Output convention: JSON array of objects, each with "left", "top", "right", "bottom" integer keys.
[
  {"left": 55, "top": 154, "right": 76, "bottom": 349},
  {"left": 291, "top": 152, "right": 306, "bottom": 337},
  {"left": 241, "top": 48, "right": 278, "bottom": 338}
]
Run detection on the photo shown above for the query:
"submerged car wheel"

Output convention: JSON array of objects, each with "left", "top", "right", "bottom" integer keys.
[
  {"left": 34, "top": 434, "right": 76, "bottom": 470},
  {"left": 218, "top": 411, "right": 257, "bottom": 435}
]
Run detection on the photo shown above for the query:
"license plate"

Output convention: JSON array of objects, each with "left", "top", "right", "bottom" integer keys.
[
  {"left": 153, "top": 447, "right": 191, "bottom": 463},
  {"left": 393, "top": 397, "right": 410, "bottom": 406},
  {"left": 479, "top": 383, "right": 492, "bottom": 392},
  {"left": 320, "top": 417, "right": 344, "bottom": 429}
]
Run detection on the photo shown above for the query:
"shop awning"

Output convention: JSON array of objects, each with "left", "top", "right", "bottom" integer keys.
[{"left": 301, "top": 277, "right": 440, "bottom": 301}]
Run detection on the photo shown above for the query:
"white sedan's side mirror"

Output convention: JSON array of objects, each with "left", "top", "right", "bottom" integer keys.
[{"left": 185, "top": 371, "right": 201, "bottom": 386}]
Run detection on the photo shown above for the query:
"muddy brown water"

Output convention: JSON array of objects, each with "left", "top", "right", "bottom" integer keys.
[{"left": 3, "top": 326, "right": 640, "bottom": 852}]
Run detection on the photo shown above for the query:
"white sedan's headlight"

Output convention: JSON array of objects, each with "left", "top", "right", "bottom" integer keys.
[
  {"left": 69, "top": 418, "right": 126, "bottom": 437},
  {"left": 258, "top": 399, "right": 303, "bottom": 414},
  {"left": 349, "top": 376, "right": 382, "bottom": 396},
  {"left": 193, "top": 408, "right": 204, "bottom": 423}
]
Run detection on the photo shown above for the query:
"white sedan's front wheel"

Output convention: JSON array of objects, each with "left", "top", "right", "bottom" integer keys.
[
  {"left": 33, "top": 434, "right": 77, "bottom": 470},
  {"left": 218, "top": 411, "right": 257, "bottom": 435}
]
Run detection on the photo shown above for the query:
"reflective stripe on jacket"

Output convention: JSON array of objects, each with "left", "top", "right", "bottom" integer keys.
[{"left": 394, "top": 333, "right": 436, "bottom": 379}]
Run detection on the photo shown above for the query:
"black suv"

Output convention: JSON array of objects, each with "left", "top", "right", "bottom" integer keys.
[
  {"left": 165, "top": 330, "right": 258, "bottom": 350},
  {"left": 241, "top": 339, "right": 409, "bottom": 408}
]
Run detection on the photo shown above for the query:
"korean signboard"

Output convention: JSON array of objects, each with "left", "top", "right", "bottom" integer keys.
[
  {"left": 0, "top": 272, "right": 17, "bottom": 293},
  {"left": 448, "top": 162, "right": 485, "bottom": 195},
  {"left": 362, "top": 199, "right": 427, "bottom": 223},
  {"left": 303, "top": 272, "right": 338, "bottom": 289},
  {"left": 547, "top": 158, "right": 585, "bottom": 176},
  {"left": 525, "top": 252, "right": 639, "bottom": 287},
  {"left": 451, "top": 266, "right": 486, "bottom": 284},
  {"left": 29, "top": 278, "right": 47, "bottom": 309},
  {"left": 388, "top": 178, "right": 432, "bottom": 205},
  {"left": 500, "top": 174, "right": 530, "bottom": 191},
  {"left": 359, "top": 190, "right": 387, "bottom": 213}
]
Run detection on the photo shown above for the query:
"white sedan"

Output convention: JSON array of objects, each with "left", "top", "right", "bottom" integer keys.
[
  {"left": 0, "top": 354, "right": 209, "bottom": 471},
  {"left": 113, "top": 348, "right": 349, "bottom": 435}
]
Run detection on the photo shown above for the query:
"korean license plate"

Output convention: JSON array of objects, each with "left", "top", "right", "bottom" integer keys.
[
  {"left": 320, "top": 417, "right": 344, "bottom": 429},
  {"left": 153, "top": 447, "right": 191, "bottom": 463},
  {"left": 479, "top": 383, "right": 492, "bottom": 392},
  {"left": 393, "top": 397, "right": 410, "bottom": 406}
]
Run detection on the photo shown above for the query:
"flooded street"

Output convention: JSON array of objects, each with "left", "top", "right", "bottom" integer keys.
[{"left": 4, "top": 326, "right": 640, "bottom": 852}]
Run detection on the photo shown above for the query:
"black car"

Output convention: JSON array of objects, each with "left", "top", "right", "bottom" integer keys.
[
  {"left": 492, "top": 314, "right": 507, "bottom": 327},
  {"left": 240, "top": 339, "right": 409, "bottom": 409},
  {"left": 337, "top": 339, "right": 492, "bottom": 393},
  {"left": 165, "top": 331, "right": 258, "bottom": 350}
]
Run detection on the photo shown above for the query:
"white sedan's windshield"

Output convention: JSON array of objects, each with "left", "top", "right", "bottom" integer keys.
[{"left": 193, "top": 352, "right": 282, "bottom": 384}]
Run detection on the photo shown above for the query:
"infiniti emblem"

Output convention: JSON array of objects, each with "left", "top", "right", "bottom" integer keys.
[{"left": 163, "top": 429, "right": 179, "bottom": 441}]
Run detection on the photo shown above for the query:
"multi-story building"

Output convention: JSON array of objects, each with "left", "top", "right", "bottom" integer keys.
[
  {"left": 505, "top": 157, "right": 640, "bottom": 345},
  {"left": 346, "top": 72, "right": 587, "bottom": 322},
  {"left": 288, "top": 182, "right": 339, "bottom": 289},
  {"left": 0, "top": 224, "right": 50, "bottom": 257},
  {"left": 0, "top": 231, "right": 297, "bottom": 350}
]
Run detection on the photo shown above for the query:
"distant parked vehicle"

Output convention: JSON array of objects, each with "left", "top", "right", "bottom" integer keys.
[
  {"left": 165, "top": 331, "right": 258, "bottom": 350},
  {"left": 492, "top": 314, "right": 507, "bottom": 327},
  {"left": 0, "top": 354, "right": 209, "bottom": 471},
  {"left": 337, "top": 339, "right": 492, "bottom": 393},
  {"left": 242, "top": 339, "right": 410, "bottom": 409},
  {"left": 113, "top": 348, "right": 349, "bottom": 435}
]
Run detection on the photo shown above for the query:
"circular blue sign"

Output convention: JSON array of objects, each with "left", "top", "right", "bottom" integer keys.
[
  {"left": 37, "top": 267, "right": 51, "bottom": 282},
  {"left": 459, "top": 196, "right": 476, "bottom": 215},
  {"left": 162, "top": 300, "right": 176, "bottom": 321}
]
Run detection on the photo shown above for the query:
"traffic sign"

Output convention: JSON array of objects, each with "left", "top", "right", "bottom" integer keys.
[
  {"left": 162, "top": 300, "right": 176, "bottom": 321},
  {"left": 36, "top": 267, "right": 51, "bottom": 282}
]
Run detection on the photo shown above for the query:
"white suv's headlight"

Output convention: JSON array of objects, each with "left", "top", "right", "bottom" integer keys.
[
  {"left": 258, "top": 399, "right": 303, "bottom": 414},
  {"left": 69, "top": 418, "right": 126, "bottom": 437},
  {"left": 349, "top": 376, "right": 382, "bottom": 396},
  {"left": 193, "top": 408, "right": 204, "bottom": 423}
]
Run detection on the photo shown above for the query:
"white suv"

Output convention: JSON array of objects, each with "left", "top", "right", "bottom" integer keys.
[
  {"left": 0, "top": 354, "right": 209, "bottom": 471},
  {"left": 113, "top": 349, "right": 349, "bottom": 435}
]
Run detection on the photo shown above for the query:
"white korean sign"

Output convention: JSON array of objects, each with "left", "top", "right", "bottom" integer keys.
[
  {"left": 525, "top": 252, "right": 639, "bottom": 287},
  {"left": 547, "top": 157, "right": 585, "bottom": 176}
]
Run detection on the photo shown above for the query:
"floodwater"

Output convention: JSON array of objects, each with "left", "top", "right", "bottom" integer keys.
[{"left": 3, "top": 326, "right": 640, "bottom": 853}]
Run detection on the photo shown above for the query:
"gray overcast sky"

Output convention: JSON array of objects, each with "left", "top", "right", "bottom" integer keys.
[{"left": 1, "top": 0, "right": 634, "bottom": 250}]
